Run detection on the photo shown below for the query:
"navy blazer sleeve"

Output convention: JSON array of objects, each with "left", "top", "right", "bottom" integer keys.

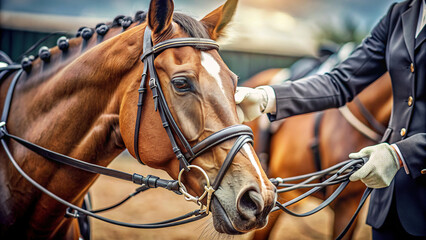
[
  {"left": 395, "top": 133, "right": 426, "bottom": 179},
  {"left": 268, "top": 3, "right": 396, "bottom": 121}
]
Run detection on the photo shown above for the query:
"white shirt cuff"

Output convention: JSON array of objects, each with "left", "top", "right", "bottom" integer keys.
[
  {"left": 257, "top": 86, "right": 276, "bottom": 114},
  {"left": 391, "top": 143, "right": 410, "bottom": 174}
]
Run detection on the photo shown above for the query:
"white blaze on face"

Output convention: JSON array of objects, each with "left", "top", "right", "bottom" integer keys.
[
  {"left": 201, "top": 52, "right": 266, "bottom": 189},
  {"left": 242, "top": 143, "right": 267, "bottom": 190},
  {"left": 200, "top": 52, "right": 226, "bottom": 95}
]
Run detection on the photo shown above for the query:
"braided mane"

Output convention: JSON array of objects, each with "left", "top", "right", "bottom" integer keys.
[{"left": 20, "top": 10, "right": 209, "bottom": 83}]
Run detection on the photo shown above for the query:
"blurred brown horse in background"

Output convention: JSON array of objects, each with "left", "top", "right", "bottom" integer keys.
[
  {"left": 244, "top": 53, "right": 392, "bottom": 239},
  {"left": 0, "top": 0, "right": 276, "bottom": 239}
]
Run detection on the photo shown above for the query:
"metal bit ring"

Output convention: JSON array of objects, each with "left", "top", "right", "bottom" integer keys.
[{"left": 178, "top": 165, "right": 215, "bottom": 214}]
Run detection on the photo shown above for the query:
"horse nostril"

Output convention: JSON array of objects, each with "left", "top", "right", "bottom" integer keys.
[{"left": 236, "top": 188, "right": 264, "bottom": 221}]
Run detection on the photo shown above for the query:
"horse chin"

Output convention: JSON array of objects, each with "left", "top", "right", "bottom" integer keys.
[{"left": 211, "top": 198, "right": 244, "bottom": 235}]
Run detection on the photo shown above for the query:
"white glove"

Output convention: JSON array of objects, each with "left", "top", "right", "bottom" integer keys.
[
  {"left": 349, "top": 143, "right": 400, "bottom": 188},
  {"left": 234, "top": 86, "right": 276, "bottom": 123},
  {"left": 0, "top": 62, "right": 8, "bottom": 68}
]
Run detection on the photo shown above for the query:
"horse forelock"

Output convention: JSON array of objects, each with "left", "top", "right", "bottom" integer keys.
[{"left": 172, "top": 13, "right": 209, "bottom": 39}]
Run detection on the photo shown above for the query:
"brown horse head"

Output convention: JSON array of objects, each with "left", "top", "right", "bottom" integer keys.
[
  {"left": 0, "top": 0, "right": 275, "bottom": 237},
  {"left": 118, "top": 0, "right": 276, "bottom": 234}
]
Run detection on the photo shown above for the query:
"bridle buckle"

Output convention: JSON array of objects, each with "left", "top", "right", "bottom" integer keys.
[
  {"left": 149, "top": 78, "right": 157, "bottom": 89},
  {"left": 0, "top": 122, "right": 6, "bottom": 139},
  {"left": 65, "top": 207, "right": 80, "bottom": 218}
]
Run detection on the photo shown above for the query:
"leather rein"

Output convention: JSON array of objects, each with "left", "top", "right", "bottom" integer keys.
[{"left": 0, "top": 26, "right": 254, "bottom": 228}]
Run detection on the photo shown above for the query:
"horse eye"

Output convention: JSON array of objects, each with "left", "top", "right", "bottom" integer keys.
[{"left": 171, "top": 77, "right": 192, "bottom": 92}]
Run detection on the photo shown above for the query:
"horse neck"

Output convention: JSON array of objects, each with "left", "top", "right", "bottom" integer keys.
[
  {"left": 348, "top": 73, "right": 393, "bottom": 127},
  {"left": 0, "top": 24, "right": 146, "bottom": 237},
  {"left": 11, "top": 25, "right": 145, "bottom": 157}
]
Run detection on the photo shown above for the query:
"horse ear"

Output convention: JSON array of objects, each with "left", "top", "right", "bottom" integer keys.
[
  {"left": 200, "top": 0, "right": 238, "bottom": 40},
  {"left": 148, "top": 0, "right": 174, "bottom": 35}
]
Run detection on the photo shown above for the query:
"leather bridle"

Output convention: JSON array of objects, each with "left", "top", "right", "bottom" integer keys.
[
  {"left": 0, "top": 26, "right": 254, "bottom": 228},
  {"left": 134, "top": 27, "right": 253, "bottom": 171},
  {"left": 133, "top": 26, "right": 254, "bottom": 211}
]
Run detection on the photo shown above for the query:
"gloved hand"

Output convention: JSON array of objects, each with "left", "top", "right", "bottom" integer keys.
[
  {"left": 0, "top": 62, "right": 8, "bottom": 68},
  {"left": 349, "top": 143, "right": 400, "bottom": 188},
  {"left": 234, "top": 86, "right": 276, "bottom": 123}
]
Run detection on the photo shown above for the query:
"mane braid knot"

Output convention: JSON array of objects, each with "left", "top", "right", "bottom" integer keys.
[
  {"left": 21, "top": 55, "right": 34, "bottom": 72},
  {"left": 38, "top": 46, "right": 51, "bottom": 62},
  {"left": 81, "top": 28, "right": 94, "bottom": 40},
  {"left": 76, "top": 26, "right": 88, "bottom": 37},
  {"left": 57, "top": 37, "right": 69, "bottom": 51},
  {"left": 121, "top": 16, "right": 133, "bottom": 29},
  {"left": 95, "top": 24, "right": 109, "bottom": 36}
]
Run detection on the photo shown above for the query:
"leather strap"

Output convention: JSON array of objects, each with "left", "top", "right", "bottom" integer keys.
[
  {"left": 1, "top": 69, "right": 23, "bottom": 122},
  {"left": 275, "top": 181, "right": 350, "bottom": 217},
  {"left": 353, "top": 98, "right": 386, "bottom": 135},
  {"left": 311, "top": 112, "right": 324, "bottom": 173},
  {"left": 189, "top": 125, "right": 253, "bottom": 160},
  {"left": 310, "top": 112, "right": 326, "bottom": 196},
  {"left": 0, "top": 51, "right": 14, "bottom": 64},
  {"left": 336, "top": 188, "right": 372, "bottom": 240},
  {"left": 339, "top": 105, "right": 382, "bottom": 142},
  {"left": 148, "top": 58, "right": 193, "bottom": 170},
  {"left": 133, "top": 26, "right": 151, "bottom": 165},
  {"left": 140, "top": 38, "right": 218, "bottom": 60},
  {"left": 212, "top": 135, "right": 253, "bottom": 190},
  {"left": 2, "top": 129, "right": 134, "bottom": 182},
  {"left": 270, "top": 158, "right": 369, "bottom": 239},
  {"left": 0, "top": 65, "right": 22, "bottom": 72},
  {"left": 272, "top": 158, "right": 362, "bottom": 212},
  {"left": 2, "top": 137, "right": 207, "bottom": 228}
]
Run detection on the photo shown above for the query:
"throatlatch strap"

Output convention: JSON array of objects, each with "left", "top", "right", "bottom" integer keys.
[{"left": 1, "top": 69, "right": 23, "bottom": 122}]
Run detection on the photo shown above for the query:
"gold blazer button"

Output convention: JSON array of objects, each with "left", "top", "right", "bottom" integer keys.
[
  {"left": 400, "top": 128, "right": 406, "bottom": 137},
  {"left": 408, "top": 96, "right": 413, "bottom": 106}
]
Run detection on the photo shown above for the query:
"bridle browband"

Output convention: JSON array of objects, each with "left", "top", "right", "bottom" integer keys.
[{"left": 0, "top": 26, "right": 255, "bottom": 228}]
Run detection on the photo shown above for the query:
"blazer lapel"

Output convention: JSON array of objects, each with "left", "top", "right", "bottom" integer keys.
[
  {"left": 416, "top": 27, "right": 426, "bottom": 49},
  {"left": 402, "top": 0, "right": 421, "bottom": 61}
]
